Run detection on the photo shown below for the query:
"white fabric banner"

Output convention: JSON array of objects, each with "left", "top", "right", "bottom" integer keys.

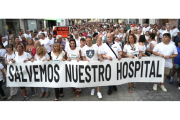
[{"left": 7, "top": 57, "right": 165, "bottom": 88}]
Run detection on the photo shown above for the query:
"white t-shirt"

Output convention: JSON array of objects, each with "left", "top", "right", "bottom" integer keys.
[
  {"left": 51, "top": 51, "right": 65, "bottom": 60},
  {"left": 24, "top": 33, "right": 32, "bottom": 38},
  {"left": 159, "top": 29, "right": 166, "bottom": 38},
  {"left": 39, "top": 38, "right": 51, "bottom": 53},
  {"left": 2, "top": 41, "right": 8, "bottom": 47},
  {"left": 119, "top": 33, "right": 126, "bottom": 42},
  {"left": 102, "top": 42, "right": 122, "bottom": 59},
  {"left": 145, "top": 35, "right": 149, "bottom": 40},
  {"left": 0, "top": 63, "right": 4, "bottom": 81},
  {"left": 162, "top": 30, "right": 173, "bottom": 41},
  {"left": 48, "top": 38, "right": 54, "bottom": 51},
  {"left": 142, "top": 27, "right": 150, "bottom": 34},
  {"left": 5, "top": 52, "right": 15, "bottom": 63},
  {"left": 75, "top": 37, "right": 81, "bottom": 47},
  {"left": 14, "top": 52, "right": 32, "bottom": 62},
  {"left": 172, "top": 28, "right": 180, "bottom": 36},
  {"left": 34, "top": 53, "right": 50, "bottom": 61},
  {"left": 38, "top": 31, "right": 47, "bottom": 36},
  {"left": 81, "top": 44, "right": 101, "bottom": 61},
  {"left": 67, "top": 47, "right": 80, "bottom": 60},
  {"left": 153, "top": 42, "right": 178, "bottom": 68},
  {"left": 136, "top": 42, "right": 146, "bottom": 53},
  {"left": 123, "top": 43, "right": 139, "bottom": 57},
  {"left": 146, "top": 41, "right": 157, "bottom": 55},
  {"left": 0, "top": 49, "right": 6, "bottom": 58},
  {"left": 65, "top": 41, "right": 70, "bottom": 52}
]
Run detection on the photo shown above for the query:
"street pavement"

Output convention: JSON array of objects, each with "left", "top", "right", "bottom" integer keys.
[{"left": 1, "top": 74, "right": 180, "bottom": 101}]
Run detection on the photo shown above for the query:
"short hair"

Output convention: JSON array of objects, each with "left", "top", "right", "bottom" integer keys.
[
  {"left": 53, "top": 42, "right": 63, "bottom": 54},
  {"left": 48, "top": 34, "right": 52, "bottom": 37},
  {"left": 127, "top": 34, "right": 137, "bottom": 44},
  {"left": 149, "top": 33, "right": 155, "bottom": 39},
  {"left": 139, "top": 35, "right": 146, "bottom": 42},
  {"left": 80, "top": 38, "right": 85, "bottom": 41},
  {"left": 163, "top": 33, "right": 171, "bottom": 39},
  {"left": 113, "top": 36, "right": 118, "bottom": 41},
  {"left": 69, "top": 39, "right": 76, "bottom": 47},
  {"left": 15, "top": 36, "right": 19, "bottom": 39},
  {"left": 35, "top": 38, "right": 39, "bottom": 40},
  {"left": 36, "top": 46, "right": 47, "bottom": 56},
  {"left": 56, "top": 35, "right": 62, "bottom": 39},
  {"left": 41, "top": 33, "right": 45, "bottom": 37},
  {"left": 86, "top": 36, "right": 92, "bottom": 40},
  {"left": 21, "top": 34, "right": 25, "bottom": 38},
  {"left": 93, "top": 33, "right": 98, "bottom": 37}
]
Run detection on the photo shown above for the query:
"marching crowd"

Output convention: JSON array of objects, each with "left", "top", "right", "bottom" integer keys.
[{"left": 0, "top": 22, "right": 180, "bottom": 101}]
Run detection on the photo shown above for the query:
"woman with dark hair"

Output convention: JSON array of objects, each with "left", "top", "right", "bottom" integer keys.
[
  {"left": 66, "top": 39, "right": 81, "bottom": 97},
  {"left": 138, "top": 35, "right": 147, "bottom": 56},
  {"left": 4, "top": 44, "right": 18, "bottom": 100},
  {"left": 146, "top": 33, "right": 157, "bottom": 56},
  {"left": 12, "top": 44, "right": 34, "bottom": 101},
  {"left": 0, "top": 42, "right": 6, "bottom": 58},
  {"left": 123, "top": 34, "right": 142, "bottom": 93},
  {"left": 152, "top": 29, "right": 159, "bottom": 43}
]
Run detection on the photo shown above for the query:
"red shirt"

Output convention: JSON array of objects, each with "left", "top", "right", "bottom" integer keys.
[
  {"left": 31, "top": 47, "right": 36, "bottom": 58},
  {"left": 82, "top": 32, "right": 88, "bottom": 37}
]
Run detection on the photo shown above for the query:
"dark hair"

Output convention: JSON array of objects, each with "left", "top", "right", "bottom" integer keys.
[
  {"left": 48, "top": 34, "right": 52, "bottom": 37},
  {"left": 86, "top": 36, "right": 92, "bottom": 40},
  {"left": 149, "top": 33, "right": 155, "bottom": 39},
  {"left": 41, "top": 33, "right": 45, "bottom": 37},
  {"left": 129, "top": 30, "right": 131, "bottom": 34},
  {"left": 69, "top": 39, "right": 76, "bottom": 48},
  {"left": 80, "top": 38, "right": 85, "bottom": 41},
  {"left": 35, "top": 38, "right": 39, "bottom": 40},
  {"left": 163, "top": 33, "right": 171, "bottom": 39},
  {"left": 0, "top": 42, "right": 5, "bottom": 48},
  {"left": 93, "top": 32, "right": 98, "bottom": 37},
  {"left": 79, "top": 33, "right": 83, "bottom": 36},
  {"left": 139, "top": 35, "right": 146, "bottom": 42},
  {"left": 15, "top": 36, "right": 19, "bottom": 39},
  {"left": 113, "top": 36, "right": 118, "bottom": 41},
  {"left": 5, "top": 44, "right": 13, "bottom": 51},
  {"left": 69, "top": 34, "right": 73, "bottom": 38}
]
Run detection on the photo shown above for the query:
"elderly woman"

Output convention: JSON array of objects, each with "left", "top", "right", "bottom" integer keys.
[{"left": 56, "top": 35, "right": 66, "bottom": 50}]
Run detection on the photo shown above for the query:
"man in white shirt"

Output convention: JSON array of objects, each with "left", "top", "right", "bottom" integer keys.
[
  {"left": 171, "top": 25, "right": 180, "bottom": 46},
  {"left": 158, "top": 26, "right": 166, "bottom": 42},
  {"left": 74, "top": 31, "right": 81, "bottom": 47},
  {"left": 38, "top": 28, "right": 47, "bottom": 37},
  {"left": 2, "top": 37, "right": 8, "bottom": 47},
  {"left": 152, "top": 33, "right": 178, "bottom": 92},
  {"left": 24, "top": 30, "right": 32, "bottom": 38},
  {"left": 81, "top": 36, "right": 103, "bottom": 99},
  {"left": 102, "top": 33, "right": 122, "bottom": 95},
  {"left": 18, "top": 31, "right": 23, "bottom": 41},
  {"left": 162, "top": 25, "right": 174, "bottom": 41},
  {"left": 142, "top": 23, "right": 150, "bottom": 34},
  {"left": 39, "top": 33, "right": 51, "bottom": 57}
]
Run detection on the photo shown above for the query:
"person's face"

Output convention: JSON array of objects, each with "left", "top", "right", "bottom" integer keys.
[
  {"left": 35, "top": 42, "right": 40, "bottom": 47},
  {"left": 17, "top": 45, "right": 23, "bottom": 52},
  {"left": 38, "top": 48, "right": 43, "bottom": 54},
  {"left": 70, "top": 41, "right": 76, "bottom": 48},
  {"left": 82, "top": 29, "right": 85, "bottom": 32},
  {"left": 19, "top": 32, "right": 22, "bottom": 36},
  {"left": 163, "top": 36, "right": 170, "bottom": 42},
  {"left": 28, "top": 39, "right": 33, "bottom": 45},
  {"left": 39, "top": 34, "right": 43, "bottom": 39},
  {"left": 97, "top": 37, "right": 102, "bottom": 45},
  {"left": 49, "top": 35, "right": 52, "bottom": 39},
  {"left": 54, "top": 44, "right": 60, "bottom": 51},
  {"left": 115, "top": 37, "right": 119, "bottom": 42},
  {"left": 67, "top": 36, "right": 70, "bottom": 42},
  {"left": 166, "top": 26, "right": 170, "bottom": 31},
  {"left": 74, "top": 33, "right": 78, "bottom": 38},
  {"left": 162, "top": 26, "right": 165, "bottom": 30},
  {"left": 57, "top": 37, "right": 62, "bottom": 43},
  {"left": 6, "top": 47, "right": 12, "bottom": 53},
  {"left": 145, "top": 32, "right": 149, "bottom": 36},
  {"left": 107, "top": 34, "right": 112, "bottom": 43},
  {"left": 80, "top": 40, "right": 86, "bottom": 47},
  {"left": 129, "top": 35, "right": 134, "bottom": 43},
  {"left": 9, "top": 40, "right": 12, "bottom": 44},
  {"left": 152, "top": 30, "right": 156, "bottom": 34},
  {"left": 15, "top": 38, "right": 19, "bottom": 43},
  {"left": 86, "top": 38, "right": 92, "bottom": 46}
]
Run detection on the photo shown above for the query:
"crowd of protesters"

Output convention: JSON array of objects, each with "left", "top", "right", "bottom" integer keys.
[{"left": 0, "top": 21, "right": 180, "bottom": 101}]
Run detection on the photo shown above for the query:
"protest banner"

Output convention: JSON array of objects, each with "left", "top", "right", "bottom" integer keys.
[
  {"left": 7, "top": 57, "right": 165, "bottom": 88},
  {"left": 53, "top": 26, "right": 69, "bottom": 38}
]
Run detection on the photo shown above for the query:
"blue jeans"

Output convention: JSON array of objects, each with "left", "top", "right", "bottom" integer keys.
[
  {"left": 159, "top": 38, "right": 162, "bottom": 43},
  {"left": 174, "top": 37, "right": 179, "bottom": 46},
  {"left": 41, "top": 87, "right": 49, "bottom": 92}
]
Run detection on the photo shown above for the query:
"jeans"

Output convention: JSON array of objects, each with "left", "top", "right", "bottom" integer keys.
[
  {"left": 174, "top": 37, "right": 179, "bottom": 46},
  {"left": 159, "top": 38, "right": 162, "bottom": 43},
  {"left": 41, "top": 87, "right": 49, "bottom": 92},
  {"left": 0, "top": 81, "right": 5, "bottom": 97},
  {"left": 54, "top": 88, "right": 63, "bottom": 99}
]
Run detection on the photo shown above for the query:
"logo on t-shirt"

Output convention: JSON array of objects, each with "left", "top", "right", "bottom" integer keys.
[{"left": 86, "top": 49, "right": 95, "bottom": 59}]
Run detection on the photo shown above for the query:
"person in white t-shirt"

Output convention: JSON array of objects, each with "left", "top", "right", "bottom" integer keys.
[
  {"left": 146, "top": 33, "right": 157, "bottom": 56},
  {"left": 137, "top": 35, "right": 147, "bottom": 57},
  {"left": 152, "top": 33, "right": 178, "bottom": 92},
  {"left": 51, "top": 42, "right": 66, "bottom": 101},
  {"left": 4, "top": 44, "right": 18, "bottom": 100},
  {"left": 0, "top": 63, "right": 7, "bottom": 100},
  {"left": 102, "top": 33, "right": 122, "bottom": 95},
  {"left": 38, "top": 28, "right": 47, "bottom": 37},
  {"left": 2, "top": 37, "right": 8, "bottom": 47},
  {"left": 79, "top": 37, "right": 86, "bottom": 60},
  {"left": 0, "top": 43, "right": 6, "bottom": 58},
  {"left": 123, "top": 34, "right": 142, "bottom": 93},
  {"left": 12, "top": 44, "right": 33, "bottom": 101},
  {"left": 152, "top": 29, "right": 159, "bottom": 43},
  {"left": 74, "top": 31, "right": 81, "bottom": 47},
  {"left": 39, "top": 33, "right": 52, "bottom": 57},
  {"left": 171, "top": 25, "right": 180, "bottom": 46},
  {"left": 48, "top": 34, "right": 54, "bottom": 52},
  {"left": 142, "top": 23, "right": 150, "bottom": 34},
  {"left": 158, "top": 26, "right": 166, "bottom": 42},
  {"left": 66, "top": 39, "right": 81, "bottom": 97},
  {"left": 82, "top": 36, "right": 103, "bottom": 99}
]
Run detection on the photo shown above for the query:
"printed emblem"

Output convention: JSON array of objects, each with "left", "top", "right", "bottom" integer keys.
[{"left": 86, "top": 49, "right": 95, "bottom": 59}]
